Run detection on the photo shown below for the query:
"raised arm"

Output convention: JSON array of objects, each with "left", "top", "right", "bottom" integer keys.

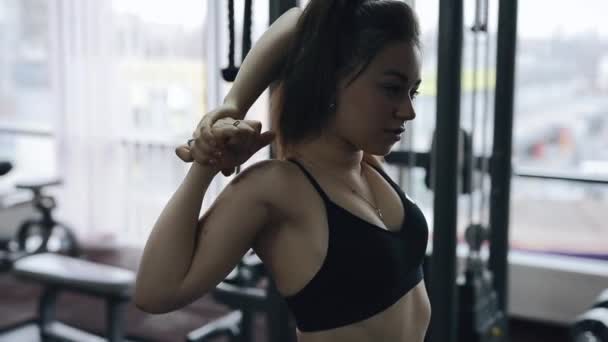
[
  {"left": 135, "top": 119, "right": 277, "bottom": 314},
  {"left": 222, "top": 7, "right": 302, "bottom": 115},
  {"left": 176, "top": 7, "right": 301, "bottom": 168}
]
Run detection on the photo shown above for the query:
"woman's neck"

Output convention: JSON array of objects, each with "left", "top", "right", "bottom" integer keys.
[{"left": 286, "top": 134, "right": 365, "bottom": 175}]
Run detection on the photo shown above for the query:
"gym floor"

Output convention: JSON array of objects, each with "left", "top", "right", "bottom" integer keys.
[{"left": 0, "top": 246, "right": 571, "bottom": 342}]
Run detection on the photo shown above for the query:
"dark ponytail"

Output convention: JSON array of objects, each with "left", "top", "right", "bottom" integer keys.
[{"left": 271, "top": 0, "right": 420, "bottom": 157}]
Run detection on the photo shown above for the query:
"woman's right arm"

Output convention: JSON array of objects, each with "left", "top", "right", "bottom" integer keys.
[
  {"left": 136, "top": 120, "right": 277, "bottom": 314},
  {"left": 222, "top": 7, "right": 302, "bottom": 115},
  {"left": 176, "top": 7, "right": 301, "bottom": 167}
]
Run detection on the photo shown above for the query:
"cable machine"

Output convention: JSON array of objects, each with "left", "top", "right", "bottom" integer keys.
[{"left": 384, "top": 0, "right": 518, "bottom": 341}]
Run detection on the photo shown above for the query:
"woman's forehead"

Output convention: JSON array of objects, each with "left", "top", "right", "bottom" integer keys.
[{"left": 369, "top": 42, "right": 422, "bottom": 81}]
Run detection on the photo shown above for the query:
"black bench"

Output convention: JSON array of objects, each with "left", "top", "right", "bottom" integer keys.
[{"left": 2, "top": 253, "right": 137, "bottom": 342}]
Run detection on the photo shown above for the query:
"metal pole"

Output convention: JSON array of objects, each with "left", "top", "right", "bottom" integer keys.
[
  {"left": 490, "top": 0, "right": 518, "bottom": 340},
  {"left": 428, "top": 0, "right": 463, "bottom": 341}
]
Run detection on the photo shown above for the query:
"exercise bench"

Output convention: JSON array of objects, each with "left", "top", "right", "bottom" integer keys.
[{"left": 1, "top": 253, "right": 137, "bottom": 342}]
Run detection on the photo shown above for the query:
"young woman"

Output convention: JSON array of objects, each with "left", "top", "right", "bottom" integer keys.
[{"left": 135, "top": 1, "right": 430, "bottom": 341}]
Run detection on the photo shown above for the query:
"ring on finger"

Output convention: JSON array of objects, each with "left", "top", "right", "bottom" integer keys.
[{"left": 233, "top": 120, "right": 240, "bottom": 127}]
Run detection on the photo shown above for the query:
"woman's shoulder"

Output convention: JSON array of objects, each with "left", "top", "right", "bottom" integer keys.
[
  {"left": 236, "top": 158, "right": 300, "bottom": 182},
  {"left": 231, "top": 159, "right": 303, "bottom": 201},
  {"left": 233, "top": 155, "right": 383, "bottom": 203},
  {"left": 237, "top": 155, "right": 384, "bottom": 182},
  {"left": 231, "top": 159, "right": 307, "bottom": 230}
]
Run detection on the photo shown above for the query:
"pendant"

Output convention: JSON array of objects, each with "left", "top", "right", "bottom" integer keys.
[{"left": 376, "top": 208, "right": 384, "bottom": 220}]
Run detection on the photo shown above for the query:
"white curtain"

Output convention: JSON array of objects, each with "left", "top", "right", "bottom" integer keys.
[
  {"left": 50, "top": 0, "right": 270, "bottom": 248},
  {"left": 51, "top": 0, "right": 128, "bottom": 247}
]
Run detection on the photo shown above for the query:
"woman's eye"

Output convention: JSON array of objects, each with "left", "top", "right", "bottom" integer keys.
[{"left": 383, "top": 85, "right": 402, "bottom": 95}]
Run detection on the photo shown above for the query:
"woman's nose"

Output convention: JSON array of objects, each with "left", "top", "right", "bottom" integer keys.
[{"left": 395, "top": 98, "right": 416, "bottom": 120}]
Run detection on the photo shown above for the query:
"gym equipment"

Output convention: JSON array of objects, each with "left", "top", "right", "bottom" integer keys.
[
  {"left": 424, "top": 128, "right": 474, "bottom": 194},
  {"left": 457, "top": 224, "right": 507, "bottom": 342},
  {"left": 0, "top": 253, "right": 138, "bottom": 342},
  {"left": 571, "top": 288, "right": 608, "bottom": 342},
  {"left": 0, "top": 161, "right": 11, "bottom": 176},
  {"left": 0, "top": 172, "right": 141, "bottom": 341},
  {"left": 8, "top": 179, "right": 81, "bottom": 257},
  {"left": 389, "top": 0, "right": 513, "bottom": 340},
  {"left": 221, "top": 0, "right": 253, "bottom": 82},
  {"left": 186, "top": 249, "right": 295, "bottom": 342},
  {"left": 186, "top": 250, "right": 265, "bottom": 341},
  {"left": 456, "top": 0, "right": 507, "bottom": 340}
]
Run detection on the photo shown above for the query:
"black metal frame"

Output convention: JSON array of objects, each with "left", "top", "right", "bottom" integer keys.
[
  {"left": 426, "top": 1, "right": 464, "bottom": 342},
  {"left": 389, "top": 0, "right": 520, "bottom": 341},
  {"left": 489, "top": 2, "right": 518, "bottom": 336}
]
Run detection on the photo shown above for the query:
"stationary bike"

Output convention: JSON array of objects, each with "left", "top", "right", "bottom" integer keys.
[{"left": 5, "top": 173, "right": 80, "bottom": 257}]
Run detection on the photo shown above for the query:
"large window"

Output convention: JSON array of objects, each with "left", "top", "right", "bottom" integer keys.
[
  {"left": 115, "top": 0, "right": 270, "bottom": 245},
  {"left": 391, "top": 0, "right": 608, "bottom": 257},
  {"left": 0, "top": 0, "right": 56, "bottom": 180},
  {"left": 510, "top": 0, "right": 608, "bottom": 256},
  {"left": 3, "top": 0, "right": 605, "bottom": 253},
  {"left": 0, "top": 0, "right": 271, "bottom": 246}
]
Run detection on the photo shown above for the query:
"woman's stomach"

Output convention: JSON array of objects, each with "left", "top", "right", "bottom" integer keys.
[{"left": 296, "top": 281, "right": 431, "bottom": 342}]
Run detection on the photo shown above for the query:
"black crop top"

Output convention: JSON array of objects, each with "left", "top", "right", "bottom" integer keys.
[{"left": 284, "top": 159, "right": 429, "bottom": 332}]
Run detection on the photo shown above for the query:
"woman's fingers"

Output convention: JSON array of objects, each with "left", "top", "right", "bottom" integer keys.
[
  {"left": 212, "top": 120, "right": 255, "bottom": 147},
  {"left": 255, "top": 131, "right": 276, "bottom": 150},
  {"left": 201, "top": 115, "right": 222, "bottom": 148},
  {"left": 179, "top": 103, "right": 243, "bottom": 164},
  {"left": 175, "top": 144, "right": 194, "bottom": 162},
  {"left": 197, "top": 104, "right": 241, "bottom": 148},
  {"left": 242, "top": 120, "right": 262, "bottom": 134},
  {"left": 200, "top": 118, "right": 260, "bottom": 150},
  {"left": 183, "top": 136, "right": 221, "bottom": 165},
  {"left": 177, "top": 117, "right": 271, "bottom": 169}
]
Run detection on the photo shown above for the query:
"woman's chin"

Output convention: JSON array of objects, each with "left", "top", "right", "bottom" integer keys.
[{"left": 364, "top": 144, "right": 394, "bottom": 157}]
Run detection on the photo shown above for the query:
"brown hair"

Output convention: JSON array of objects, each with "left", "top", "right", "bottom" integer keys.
[{"left": 271, "top": 0, "right": 420, "bottom": 158}]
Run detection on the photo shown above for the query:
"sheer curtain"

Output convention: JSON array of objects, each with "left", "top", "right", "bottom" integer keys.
[
  {"left": 52, "top": 0, "right": 204, "bottom": 247},
  {"left": 52, "top": 0, "right": 128, "bottom": 247},
  {"left": 51, "top": 0, "right": 270, "bottom": 248}
]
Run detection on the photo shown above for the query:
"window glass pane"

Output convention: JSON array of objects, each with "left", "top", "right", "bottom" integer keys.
[
  {"left": 0, "top": 0, "right": 54, "bottom": 129},
  {"left": 511, "top": 0, "right": 608, "bottom": 256},
  {"left": 109, "top": 0, "right": 209, "bottom": 243},
  {"left": 112, "top": 0, "right": 208, "bottom": 138},
  {"left": 109, "top": 1, "right": 270, "bottom": 244},
  {"left": 0, "top": 134, "right": 56, "bottom": 180},
  {"left": 0, "top": 0, "right": 56, "bottom": 182}
]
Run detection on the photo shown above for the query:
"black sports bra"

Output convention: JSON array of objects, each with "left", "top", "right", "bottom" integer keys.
[{"left": 283, "top": 159, "right": 429, "bottom": 332}]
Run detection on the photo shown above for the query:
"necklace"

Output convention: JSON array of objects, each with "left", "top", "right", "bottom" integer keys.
[{"left": 295, "top": 156, "right": 385, "bottom": 224}]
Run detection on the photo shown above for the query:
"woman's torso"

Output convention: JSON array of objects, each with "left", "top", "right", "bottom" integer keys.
[{"left": 252, "top": 158, "right": 431, "bottom": 342}]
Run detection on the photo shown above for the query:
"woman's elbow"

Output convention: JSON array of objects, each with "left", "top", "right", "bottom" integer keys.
[
  {"left": 134, "top": 293, "right": 172, "bottom": 314},
  {"left": 133, "top": 283, "right": 177, "bottom": 314},
  {"left": 134, "top": 285, "right": 202, "bottom": 314}
]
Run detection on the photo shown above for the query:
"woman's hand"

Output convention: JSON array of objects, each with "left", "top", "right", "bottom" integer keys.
[
  {"left": 178, "top": 117, "right": 275, "bottom": 174},
  {"left": 176, "top": 103, "right": 253, "bottom": 176}
]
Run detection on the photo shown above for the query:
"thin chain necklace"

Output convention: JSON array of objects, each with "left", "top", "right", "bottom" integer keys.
[{"left": 295, "top": 156, "right": 386, "bottom": 224}]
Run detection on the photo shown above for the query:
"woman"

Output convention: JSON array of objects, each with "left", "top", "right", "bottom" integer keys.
[{"left": 135, "top": 1, "right": 430, "bottom": 341}]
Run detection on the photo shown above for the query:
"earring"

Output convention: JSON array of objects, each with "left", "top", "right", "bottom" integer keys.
[{"left": 329, "top": 102, "right": 336, "bottom": 110}]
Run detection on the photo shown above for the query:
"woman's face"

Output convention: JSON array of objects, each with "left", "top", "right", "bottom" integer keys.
[{"left": 331, "top": 41, "right": 422, "bottom": 156}]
